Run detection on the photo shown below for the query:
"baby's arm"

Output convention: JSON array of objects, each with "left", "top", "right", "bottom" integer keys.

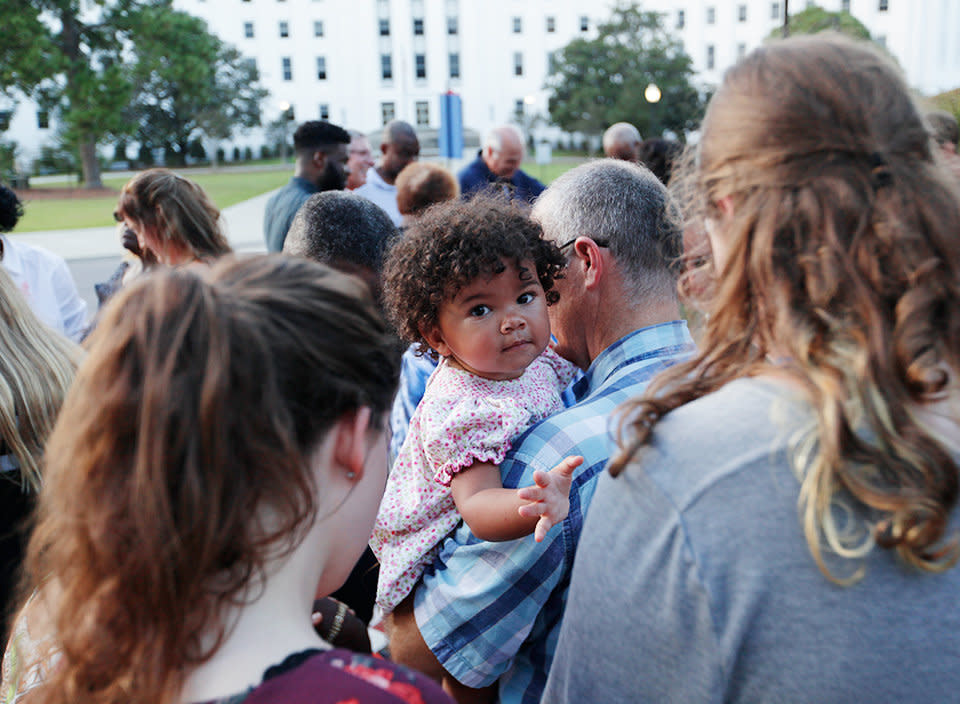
[{"left": 449, "top": 455, "right": 582, "bottom": 542}]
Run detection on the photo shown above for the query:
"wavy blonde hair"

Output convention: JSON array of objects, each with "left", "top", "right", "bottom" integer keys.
[
  {"left": 0, "top": 267, "right": 80, "bottom": 491},
  {"left": 612, "top": 34, "right": 960, "bottom": 583}
]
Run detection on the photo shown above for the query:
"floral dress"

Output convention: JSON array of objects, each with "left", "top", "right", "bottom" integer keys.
[{"left": 370, "top": 347, "right": 578, "bottom": 613}]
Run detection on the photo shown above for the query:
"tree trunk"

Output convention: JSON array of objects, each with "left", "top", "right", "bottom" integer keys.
[{"left": 79, "top": 139, "right": 103, "bottom": 189}]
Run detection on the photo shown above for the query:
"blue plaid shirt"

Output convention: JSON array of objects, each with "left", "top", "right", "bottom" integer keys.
[{"left": 413, "top": 321, "right": 694, "bottom": 704}]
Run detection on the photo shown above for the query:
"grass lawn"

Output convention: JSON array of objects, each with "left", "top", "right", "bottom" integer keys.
[
  {"left": 16, "top": 167, "right": 290, "bottom": 232},
  {"left": 14, "top": 157, "right": 587, "bottom": 233}
]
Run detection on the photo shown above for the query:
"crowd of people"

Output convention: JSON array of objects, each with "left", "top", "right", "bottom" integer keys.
[{"left": 0, "top": 32, "right": 959, "bottom": 704}]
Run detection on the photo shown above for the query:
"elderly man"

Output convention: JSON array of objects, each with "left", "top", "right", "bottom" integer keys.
[
  {"left": 355, "top": 120, "right": 420, "bottom": 226},
  {"left": 458, "top": 125, "right": 545, "bottom": 203},
  {"left": 927, "top": 109, "right": 960, "bottom": 182},
  {"left": 345, "top": 130, "right": 377, "bottom": 191},
  {"left": 602, "top": 121, "right": 643, "bottom": 162},
  {"left": 388, "top": 159, "right": 695, "bottom": 703},
  {"left": 263, "top": 120, "right": 351, "bottom": 252}
]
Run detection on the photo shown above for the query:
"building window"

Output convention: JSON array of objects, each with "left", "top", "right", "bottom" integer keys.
[
  {"left": 282, "top": 57, "right": 292, "bottom": 80},
  {"left": 579, "top": 15, "right": 588, "bottom": 32},
  {"left": 379, "top": 18, "right": 390, "bottom": 36},
  {"left": 279, "top": 21, "right": 289, "bottom": 37},
  {"left": 677, "top": 9, "right": 685, "bottom": 29},
  {"left": 314, "top": 20, "right": 324, "bottom": 37},
  {"left": 243, "top": 21, "right": 254, "bottom": 38},
  {"left": 841, "top": 0, "right": 850, "bottom": 10},
  {"left": 449, "top": 52, "right": 460, "bottom": 79},
  {"left": 514, "top": 99, "right": 524, "bottom": 121},
  {"left": 706, "top": 45, "right": 715, "bottom": 69},
  {"left": 546, "top": 16, "right": 555, "bottom": 32},
  {"left": 738, "top": 4, "right": 747, "bottom": 21},
  {"left": 316, "top": 56, "right": 327, "bottom": 80},
  {"left": 879, "top": 0, "right": 889, "bottom": 9},
  {"left": 512, "top": 16, "right": 522, "bottom": 33},
  {"left": 771, "top": 2, "right": 781, "bottom": 19},
  {"left": 707, "top": 7, "right": 715, "bottom": 24},
  {"left": 413, "top": 17, "right": 424, "bottom": 35},
  {"left": 547, "top": 50, "right": 557, "bottom": 74},
  {"left": 37, "top": 110, "right": 49, "bottom": 129},
  {"left": 876, "top": 34, "right": 887, "bottom": 48},
  {"left": 244, "top": 57, "right": 257, "bottom": 74},
  {"left": 381, "top": 53, "right": 393, "bottom": 80},
  {"left": 381, "top": 101, "right": 395, "bottom": 125},
  {"left": 415, "top": 53, "right": 426, "bottom": 79},
  {"left": 416, "top": 101, "right": 430, "bottom": 126},
  {"left": 319, "top": 104, "right": 329, "bottom": 120},
  {"left": 447, "top": 16, "right": 458, "bottom": 34},
  {"left": 513, "top": 52, "right": 523, "bottom": 77},
  {"left": 737, "top": 42, "right": 746, "bottom": 59}
]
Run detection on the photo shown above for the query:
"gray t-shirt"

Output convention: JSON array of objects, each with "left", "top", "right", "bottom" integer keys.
[{"left": 545, "top": 376, "right": 960, "bottom": 703}]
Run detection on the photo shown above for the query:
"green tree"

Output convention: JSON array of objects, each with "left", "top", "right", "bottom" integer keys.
[
  {"left": 3, "top": 0, "right": 138, "bottom": 188},
  {"left": 546, "top": 3, "right": 705, "bottom": 140},
  {"left": 774, "top": 5, "right": 871, "bottom": 40},
  {"left": 124, "top": 6, "right": 267, "bottom": 166}
]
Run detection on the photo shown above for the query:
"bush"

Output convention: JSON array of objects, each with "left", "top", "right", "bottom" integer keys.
[
  {"left": 188, "top": 138, "right": 207, "bottom": 160},
  {"left": 215, "top": 147, "right": 226, "bottom": 163},
  {"left": 244, "top": 146, "right": 253, "bottom": 161},
  {"left": 259, "top": 145, "right": 272, "bottom": 160},
  {"left": 138, "top": 143, "right": 155, "bottom": 167},
  {"left": 232, "top": 146, "right": 241, "bottom": 161}
]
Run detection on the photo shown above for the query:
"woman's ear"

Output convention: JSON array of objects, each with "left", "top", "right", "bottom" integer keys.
[
  {"left": 333, "top": 407, "right": 373, "bottom": 481},
  {"left": 419, "top": 325, "right": 451, "bottom": 358}
]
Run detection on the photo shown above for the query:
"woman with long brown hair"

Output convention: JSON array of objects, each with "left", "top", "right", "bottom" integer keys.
[
  {"left": 546, "top": 34, "right": 960, "bottom": 702},
  {"left": 3, "top": 256, "right": 451, "bottom": 704},
  {"left": 114, "top": 169, "right": 232, "bottom": 267}
]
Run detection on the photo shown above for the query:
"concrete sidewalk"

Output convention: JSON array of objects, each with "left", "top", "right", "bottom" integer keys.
[{"left": 12, "top": 189, "right": 275, "bottom": 261}]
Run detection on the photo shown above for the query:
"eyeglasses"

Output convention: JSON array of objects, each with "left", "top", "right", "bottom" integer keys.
[{"left": 556, "top": 237, "right": 610, "bottom": 251}]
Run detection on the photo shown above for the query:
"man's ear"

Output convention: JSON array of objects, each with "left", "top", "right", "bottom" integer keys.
[
  {"left": 381, "top": 141, "right": 390, "bottom": 156},
  {"left": 312, "top": 150, "right": 327, "bottom": 169},
  {"left": 573, "top": 237, "right": 606, "bottom": 289},
  {"left": 333, "top": 406, "right": 373, "bottom": 480},
  {"left": 420, "top": 324, "right": 451, "bottom": 358}
]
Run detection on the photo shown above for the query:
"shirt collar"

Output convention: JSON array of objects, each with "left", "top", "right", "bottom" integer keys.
[
  {"left": 571, "top": 320, "right": 694, "bottom": 401},
  {"left": 0, "top": 236, "right": 23, "bottom": 276}
]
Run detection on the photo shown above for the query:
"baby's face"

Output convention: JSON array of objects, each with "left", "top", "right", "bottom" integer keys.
[{"left": 429, "top": 259, "right": 551, "bottom": 381}]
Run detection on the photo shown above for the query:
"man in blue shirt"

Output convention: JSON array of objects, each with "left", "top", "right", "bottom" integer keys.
[
  {"left": 263, "top": 120, "right": 351, "bottom": 252},
  {"left": 458, "top": 125, "right": 545, "bottom": 204},
  {"left": 388, "top": 159, "right": 695, "bottom": 703}
]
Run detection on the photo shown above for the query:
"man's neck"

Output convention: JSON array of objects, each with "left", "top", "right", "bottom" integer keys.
[
  {"left": 586, "top": 295, "right": 681, "bottom": 367},
  {"left": 375, "top": 165, "right": 394, "bottom": 186}
]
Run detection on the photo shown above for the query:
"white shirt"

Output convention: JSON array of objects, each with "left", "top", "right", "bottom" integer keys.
[
  {"left": 1, "top": 235, "right": 88, "bottom": 341},
  {"left": 353, "top": 167, "right": 403, "bottom": 226}
]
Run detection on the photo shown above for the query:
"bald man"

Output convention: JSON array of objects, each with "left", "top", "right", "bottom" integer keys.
[
  {"left": 354, "top": 120, "right": 420, "bottom": 225},
  {"left": 458, "top": 125, "right": 545, "bottom": 203},
  {"left": 602, "top": 122, "right": 642, "bottom": 162}
]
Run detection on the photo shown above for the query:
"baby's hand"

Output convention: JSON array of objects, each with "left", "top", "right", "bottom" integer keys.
[{"left": 517, "top": 456, "right": 583, "bottom": 542}]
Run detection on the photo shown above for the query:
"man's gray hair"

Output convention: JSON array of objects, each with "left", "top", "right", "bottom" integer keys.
[
  {"left": 283, "top": 191, "right": 398, "bottom": 273},
  {"left": 483, "top": 124, "right": 524, "bottom": 153},
  {"left": 532, "top": 159, "right": 680, "bottom": 303}
]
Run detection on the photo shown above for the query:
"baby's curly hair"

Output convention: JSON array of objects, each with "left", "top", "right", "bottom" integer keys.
[{"left": 383, "top": 194, "right": 566, "bottom": 355}]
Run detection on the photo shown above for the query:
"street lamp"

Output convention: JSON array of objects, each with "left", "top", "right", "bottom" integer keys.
[
  {"left": 644, "top": 83, "right": 661, "bottom": 137},
  {"left": 279, "top": 101, "right": 293, "bottom": 162}
]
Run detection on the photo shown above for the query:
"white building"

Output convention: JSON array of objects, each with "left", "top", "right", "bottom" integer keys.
[{"left": 5, "top": 0, "right": 959, "bottom": 166}]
